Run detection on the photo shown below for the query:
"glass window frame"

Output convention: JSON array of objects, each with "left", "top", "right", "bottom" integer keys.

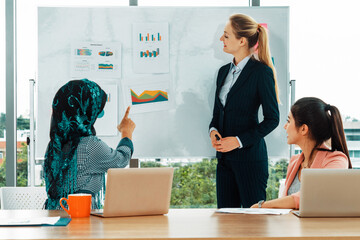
[
  {"left": 5, "top": 0, "right": 17, "bottom": 187},
  {"left": 0, "top": 0, "right": 6, "bottom": 187}
]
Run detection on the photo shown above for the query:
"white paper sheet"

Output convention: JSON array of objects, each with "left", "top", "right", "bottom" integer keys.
[
  {"left": 94, "top": 83, "right": 118, "bottom": 136},
  {"left": 0, "top": 216, "right": 60, "bottom": 226},
  {"left": 122, "top": 77, "right": 172, "bottom": 114},
  {"left": 70, "top": 42, "right": 121, "bottom": 78},
  {"left": 216, "top": 208, "right": 292, "bottom": 215},
  {"left": 132, "top": 23, "right": 169, "bottom": 73}
]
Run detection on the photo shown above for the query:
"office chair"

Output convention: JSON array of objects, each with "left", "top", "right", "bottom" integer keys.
[
  {"left": 0, "top": 187, "right": 47, "bottom": 210},
  {"left": 278, "top": 179, "right": 286, "bottom": 198}
]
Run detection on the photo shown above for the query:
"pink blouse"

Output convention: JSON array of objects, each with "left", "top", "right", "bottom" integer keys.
[{"left": 283, "top": 144, "right": 348, "bottom": 209}]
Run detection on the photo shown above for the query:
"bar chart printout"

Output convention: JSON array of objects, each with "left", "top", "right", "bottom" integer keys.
[
  {"left": 71, "top": 42, "right": 121, "bottom": 78},
  {"left": 139, "top": 33, "right": 162, "bottom": 41},
  {"left": 140, "top": 48, "right": 159, "bottom": 58},
  {"left": 132, "top": 23, "right": 169, "bottom": 73}
]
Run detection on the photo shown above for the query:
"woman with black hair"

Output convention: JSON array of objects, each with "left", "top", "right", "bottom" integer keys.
[{"left": 251, "top": 97, "right": 351, "bottom": 209}]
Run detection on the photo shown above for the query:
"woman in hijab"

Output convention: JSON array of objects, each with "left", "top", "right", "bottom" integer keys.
[{"left": 44, "top": 79, "right": 135, "bottom": 209}]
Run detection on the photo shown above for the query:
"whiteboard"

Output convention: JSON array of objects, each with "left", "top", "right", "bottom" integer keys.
[{"left": 37, "top": 6, "right": 289, "bottom": 159}]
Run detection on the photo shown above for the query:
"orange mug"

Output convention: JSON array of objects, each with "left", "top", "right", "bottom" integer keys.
[{"left": 60, "top": 193, "right": 92, "bottom": 218}]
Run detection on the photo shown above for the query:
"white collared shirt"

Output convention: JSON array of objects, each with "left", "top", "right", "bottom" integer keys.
[{"left": 219, "top": 55, "right": 250, "bottom": 106}]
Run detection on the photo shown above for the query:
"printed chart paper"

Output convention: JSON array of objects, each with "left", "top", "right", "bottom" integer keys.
[
  {"left": 216, "top": 208, "right": 292, "bottom": 215},
  {"left": 94, "top": 83, "right": 118, "bottom": 136},
  {"left": 132, "top": 23, "right": 169, "bottom": 73},
  {"left": 123, "top": 79, "right": 171, "bottom": 114},
  {"left": 70, "top": 42, "right": 121, "bottom": 79}
]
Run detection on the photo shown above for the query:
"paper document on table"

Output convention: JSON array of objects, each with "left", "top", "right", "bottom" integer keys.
[
  {"left": 0, "top": 216, "right": 60, "bottom": 226},
  {"left": 216, "top": 208, "right": 292, "bottom": 215}
]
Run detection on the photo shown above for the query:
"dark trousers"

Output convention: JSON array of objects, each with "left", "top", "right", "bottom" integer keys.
[{"left": 216, "top": 157, "right": 268, "bottom": 208}]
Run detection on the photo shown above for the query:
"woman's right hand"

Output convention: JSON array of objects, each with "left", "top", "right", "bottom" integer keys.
[
  {"left": 210, "top": 130, "right": 222, "bottom": 149},
  {"left": 117, "top": 106, "right": 136, "bottom": 140}
]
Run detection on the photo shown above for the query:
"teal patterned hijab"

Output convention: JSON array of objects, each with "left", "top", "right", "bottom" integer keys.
[{"left": 44, "top": 79, "right": 106, "bottom": 209}]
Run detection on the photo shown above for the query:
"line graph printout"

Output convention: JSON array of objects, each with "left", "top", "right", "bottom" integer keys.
[
  {"left": 123, "top": 79, "right": 172, "bottom": 114},
  {"left": 70, "top": 42, "right": 121, "bottom": 78},
  {"left": 132, "top": 23, "right": 169, "bottom": 73}
]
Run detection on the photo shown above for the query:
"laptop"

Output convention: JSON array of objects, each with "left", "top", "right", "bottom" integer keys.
[
  {"left": 293, "top": 169, "right": 360, "bottom": 217},
  {"left": 91, "top": 167, "right": 174, "bottom": 217}
]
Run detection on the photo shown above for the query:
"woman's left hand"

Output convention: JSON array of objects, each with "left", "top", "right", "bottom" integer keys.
[
  {"left": 250, "top": 203, "right": 258, "bottom": 208},
  {"left": 215, "top": 137, "right": 240, "bottom": 152}
]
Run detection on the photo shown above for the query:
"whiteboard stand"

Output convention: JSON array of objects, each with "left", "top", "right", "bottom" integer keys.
[
  {"left": 251, "top": 0, "right": 260, "bottom": 6},
  {"left": 29, "top": 79, "right": 36, "bottom": 187},
  {"left": 129, "top": 0, "right": 137, "bottom": 6},
  {"left": 289, "top": 79, "right": 296, "bottom": 159},
  {"left": 130, "top": 159, "right": 139, "bottom": 168}
]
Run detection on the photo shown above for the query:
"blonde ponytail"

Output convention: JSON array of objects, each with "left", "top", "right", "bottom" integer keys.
[
  {"left": 257, "top": 26, "right": 280, "bottom": 103},
  {"left": 229, "top": 14, "right": 280, "bottom": 103}
]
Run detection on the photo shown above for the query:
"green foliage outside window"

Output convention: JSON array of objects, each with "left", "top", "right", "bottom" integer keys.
[
  {"left": 0, "top": 143, "right": 28, "bottom": 187},
  {"left": 0, "top": 160, "right": 5, "bottom": 187},
  {"left": 141, "top": 158, "right": 289, "bottom": 208},
  {"left": 0, "top": 138, "right": 289, "bottom": 204},
  {"left": 0, "top": 113, "right": 5, "bottom": 138},
  {"left": 0, "top": 114, "right": 30, "bottom": 186},
  {"left": 16, "top": 143, "right": 28, "bottom": 187},
  {"left": 266, "top": 159, "right": 288, "bottom": 200},
  {"left": 0, "top": 113, "right": 30, "bottom": 138}
]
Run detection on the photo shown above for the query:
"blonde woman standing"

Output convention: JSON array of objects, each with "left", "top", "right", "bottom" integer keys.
[{"left": 209, "top": 14, "right": 280, "bottom": 208}]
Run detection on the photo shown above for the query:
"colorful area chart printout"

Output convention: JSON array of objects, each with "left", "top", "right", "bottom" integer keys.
[{"left": 123, "top": 79, "right": 172, "bottom": 114}]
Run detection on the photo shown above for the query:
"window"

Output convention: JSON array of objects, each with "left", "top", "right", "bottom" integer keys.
[
  {"left": 348, "top": 150, "right": 360, "bottom": 159},
  {"left": 260, "top": 0, "right": 290, "bottom": 6},
  {"left": 141, "top": 158, "right": 217, "bottom": 208},
  {"left": 292, "top": 1, "right": 360, "bottom": 121},
  {"left": 0, "top": 0, "right": 6, "bottom": 187},
  {"left": 345, "top": 129, "right": 360, "bottom": 134},
  {"left": 13, "top": 0, "right": 292, "bottom": 203},
  {"left": 37, "top": 0, "right": 128, "bottom": 6},
  {"left": 347, "top": 136, "right": 360, "bottom": 141},
  {"left": 264, "top": 0, "right": 360, "bottom": 168},
  {"left": 263, "top": 0, "right": 360, "bottom": 119},
  {"left": 138, "top": 0, "right": 249, "bottom": 6},
  {"left": 16, "top": 0, "right": 36, "bottom": 186},
  {"left": 15, "top": 0, "right": 130, "bottom": 187},
  {"left": 135, "top": 0, "right": 288, "bottom": 203}
]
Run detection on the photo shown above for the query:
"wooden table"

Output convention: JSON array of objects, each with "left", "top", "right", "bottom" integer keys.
[{"left": 1, "top": 209, "right": 360, "bottom": 239}]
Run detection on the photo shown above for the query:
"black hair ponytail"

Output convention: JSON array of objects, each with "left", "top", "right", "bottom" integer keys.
[
  {"left": 327, "top": 105, "right": 351, "bottom": 168},
  {"left": 291, "top": 97, "right": 351, "bottom": 169}
]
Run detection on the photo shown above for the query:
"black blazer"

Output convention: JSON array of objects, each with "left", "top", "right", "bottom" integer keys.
[{"left": 209, "top": 57, "right": 279, "bottom": 161}]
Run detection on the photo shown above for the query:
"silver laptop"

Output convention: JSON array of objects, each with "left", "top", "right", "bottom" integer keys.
[
  {"left": 91, "top": 167, "right": 174, "bottom": 217},
  {"left": 293, "top": 169, "right": 360, "bottom": 217}
]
